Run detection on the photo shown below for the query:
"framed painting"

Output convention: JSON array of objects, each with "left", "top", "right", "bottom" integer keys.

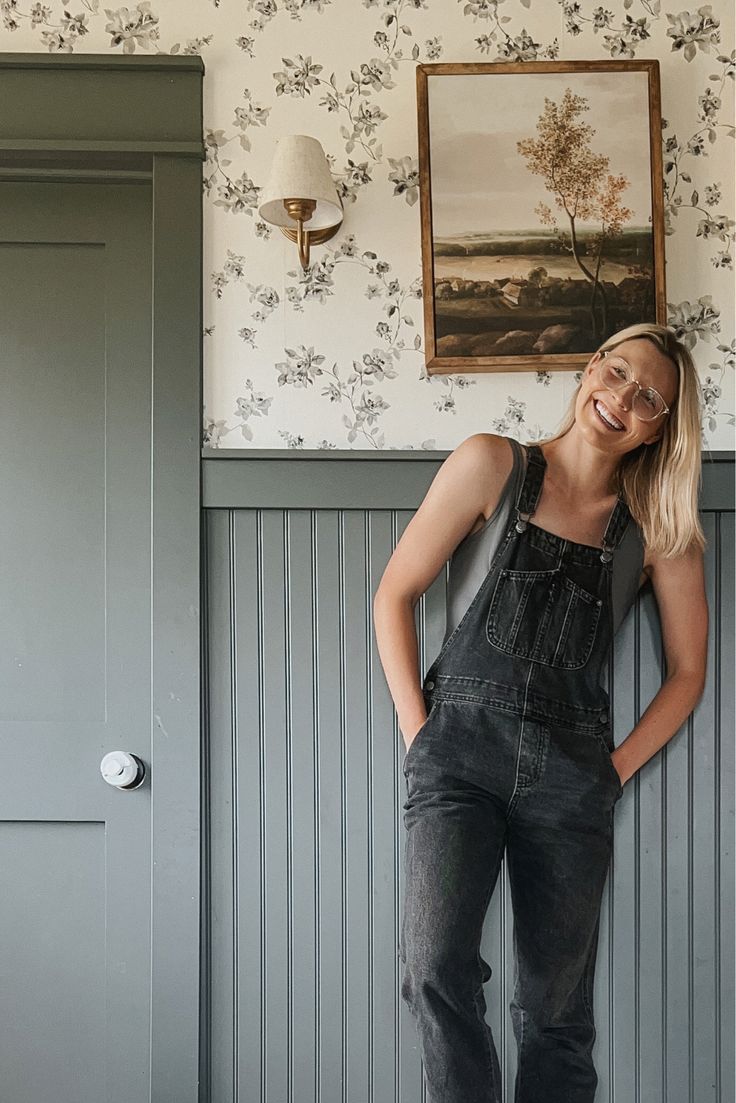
[{"left": 416, "top": 60, "right": 666, "bottom": 374}]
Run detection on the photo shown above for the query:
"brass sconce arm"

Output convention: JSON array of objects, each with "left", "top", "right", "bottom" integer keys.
[{"left": 279, "top": 195, "right": 343, "bottom": 272}]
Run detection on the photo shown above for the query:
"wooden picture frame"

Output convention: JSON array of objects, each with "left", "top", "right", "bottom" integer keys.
[{"left": 416, "top": 60, "right": 666, "bottom": 374}]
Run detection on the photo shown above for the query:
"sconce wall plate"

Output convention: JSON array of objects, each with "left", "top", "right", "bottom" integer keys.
[{"left": 280, "top": 222, "right": 342, "bottom": 247}]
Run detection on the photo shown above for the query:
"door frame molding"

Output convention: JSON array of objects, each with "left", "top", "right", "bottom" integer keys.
[{"left": 0, "top": 53, "right": 205, "bottom": 1101}]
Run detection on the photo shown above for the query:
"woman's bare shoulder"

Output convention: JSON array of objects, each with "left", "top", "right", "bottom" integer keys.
[
  {"left": 374, "top": 433, "right": 517, "bottom": 605},
  {"left": 640, "top": 539, "right": 705, "bottom": 591},
  {"left": 452, "top": 433, "right": 517, "bottom": 525},
  {"left": 451, "top": 432, "right": 516, "bottom": 483}
]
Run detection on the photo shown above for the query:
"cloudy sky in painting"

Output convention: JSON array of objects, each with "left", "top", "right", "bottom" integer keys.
[{"left": 427, "top": 71, "right": 654, "bottom": 237}]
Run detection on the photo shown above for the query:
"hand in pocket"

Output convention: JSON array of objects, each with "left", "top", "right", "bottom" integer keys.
[{"left": 402, "top": 715, "right": 428, "bottom": 753}]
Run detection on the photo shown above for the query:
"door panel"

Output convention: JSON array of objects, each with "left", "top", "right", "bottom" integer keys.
[{"left": 0, "top": 182, "right": 154, "bottom": 1103}]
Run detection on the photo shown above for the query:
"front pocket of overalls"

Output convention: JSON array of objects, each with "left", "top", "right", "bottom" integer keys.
[
  {"left": 402, "top": 699, "right": 438, "bottom": 774},
  {"left": 486, "top": 567, "right": 602, "bottom": 669},
  {"left": 592, "top": 727, "right": 625, "bottom": 800}
]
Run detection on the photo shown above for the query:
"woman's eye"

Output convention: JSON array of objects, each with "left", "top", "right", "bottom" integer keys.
[
  {"left": 612, "top": 365, "right": 628, "bottom": 380},
  {"left": 642, "top": 391, "right": 658, "bottom": 409}
]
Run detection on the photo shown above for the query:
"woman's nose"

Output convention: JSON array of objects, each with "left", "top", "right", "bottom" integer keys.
[{"left": 612, "top": 381, "right": 637, "bottom": 409}]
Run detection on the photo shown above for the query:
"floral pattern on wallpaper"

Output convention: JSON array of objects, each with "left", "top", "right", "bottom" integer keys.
[{"left": 2, "top": 0, "right": 733, "bottom": 449}]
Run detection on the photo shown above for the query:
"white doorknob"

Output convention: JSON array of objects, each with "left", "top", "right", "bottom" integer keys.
[{"left": 100, "top": 751, "right": 146, "bottom": 790}]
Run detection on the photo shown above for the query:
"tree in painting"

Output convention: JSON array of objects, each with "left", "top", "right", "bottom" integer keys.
[{"left": 517, "top": 88, "right": 633, "bottom": 340}]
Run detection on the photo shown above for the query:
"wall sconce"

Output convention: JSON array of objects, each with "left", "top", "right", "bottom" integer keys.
[{"left": 258, "top": 135, "right": 343, "bottom": 271}]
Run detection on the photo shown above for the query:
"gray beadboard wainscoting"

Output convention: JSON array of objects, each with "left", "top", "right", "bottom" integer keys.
[{"left": 200, "top": 447, "right": 734, "bottom": 1103}]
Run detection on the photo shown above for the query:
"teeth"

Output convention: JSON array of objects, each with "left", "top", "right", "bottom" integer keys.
[{"left": 595, "top": 400, "right": 624, "bottom": 430}]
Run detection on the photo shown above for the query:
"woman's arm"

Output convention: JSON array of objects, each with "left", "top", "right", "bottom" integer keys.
[
  {"left": 373, "top": 434, "right": 513, "bottom": 751},
  {"left": 612, "top": 542, "right": 709, "bottom": 787}
]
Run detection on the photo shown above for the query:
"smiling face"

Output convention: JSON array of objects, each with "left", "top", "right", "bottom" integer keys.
[{"left": 575, "top": 337, "right": 679, "bottom": 452}]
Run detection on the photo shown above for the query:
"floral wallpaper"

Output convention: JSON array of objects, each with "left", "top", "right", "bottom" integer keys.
[{"left": 2, "top": 0, "right": 733, "bottom": 450}]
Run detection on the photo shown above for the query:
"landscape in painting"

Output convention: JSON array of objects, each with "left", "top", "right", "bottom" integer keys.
[{"left": 427, "top": 71, "right": 657, "bottom": 359}]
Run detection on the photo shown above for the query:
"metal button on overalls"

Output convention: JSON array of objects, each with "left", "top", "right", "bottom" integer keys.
[{"left": 400, "top": 441, "right": 629, "bottom": 1103}]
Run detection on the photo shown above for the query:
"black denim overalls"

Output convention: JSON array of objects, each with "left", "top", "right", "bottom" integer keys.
[{"left": 399, "top": 441, "right": 629, "bottom": 1103}]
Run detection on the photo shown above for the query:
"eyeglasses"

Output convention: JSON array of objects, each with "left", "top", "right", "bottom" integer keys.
[{"left": 596, "top": 350, "right": 670, "bottom": 422}]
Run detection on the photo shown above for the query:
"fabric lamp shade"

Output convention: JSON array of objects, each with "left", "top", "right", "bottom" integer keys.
[{"left": 258, "top": 135, "right": 342, "bottom": 231}]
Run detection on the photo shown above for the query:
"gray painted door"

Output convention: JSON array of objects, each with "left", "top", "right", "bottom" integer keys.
[{"left": 0, "top": 181, "right": 198, "bottom": 1103}]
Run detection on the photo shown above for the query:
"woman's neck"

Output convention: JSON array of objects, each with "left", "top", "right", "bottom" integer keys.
[{"left": 539, "top": 432, "right": 621, "bottom": 503}]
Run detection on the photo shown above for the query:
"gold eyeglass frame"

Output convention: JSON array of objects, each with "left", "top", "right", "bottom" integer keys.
[{"left": 595, "top": 350, "right": 671, "bottom": 421}]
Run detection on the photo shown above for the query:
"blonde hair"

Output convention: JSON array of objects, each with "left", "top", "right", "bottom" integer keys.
[{"left": 530, "top": 322, "right": 706, "bottom": 559}]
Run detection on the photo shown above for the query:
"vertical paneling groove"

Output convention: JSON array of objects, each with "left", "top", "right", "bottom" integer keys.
[
  {"left": 311, "top": 508, "right": 322, "bottom": 1103},
  {"left": 204, "top": 510, "right": 236, "bottom": 1103},
  {"left": 713, "top": 512, "right": 722, "bottom": 1102},
  {"left": 229, "top": 510, "right": 239, "bottom": 1103},
  {"left": 718, "top": 509, "right": 735, "bottom": 1099},
  {"left": 284, "top": 511, "right": 293, "bottom": 1103},
  {"left": 200, "top": 513, "right": 212, "bottom": 1103},
  {"left": 714, "top": 510, "right": 723, "bottom": 1102},
  {"left": 365, "top": 510, "right": 375, "bottom": 1103},
  {"left": 204, "top": 495, "right": 733, "bottom": 1103},
  {"left": 338, "top": 511, "right": 347, "bottom": 1103}
]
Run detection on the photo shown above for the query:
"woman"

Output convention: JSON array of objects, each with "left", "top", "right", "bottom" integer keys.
[{"left": 373, "top": 323, "right": 709, "bottom": 1103}]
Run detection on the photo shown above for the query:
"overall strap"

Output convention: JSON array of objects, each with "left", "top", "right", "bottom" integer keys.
[
  {"left": 599, "top": 497, "right": 631, "bottom": 561},
  {"left": 513, "top": 442, "right": 545, "bottom": 532},
  {"left": 513, "top": 441, "right": 632, "bottom": 560}
]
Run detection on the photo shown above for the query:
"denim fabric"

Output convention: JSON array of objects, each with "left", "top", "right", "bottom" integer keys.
[{"left": 399, "top": 443, "right": 628, "bottom": 1103}]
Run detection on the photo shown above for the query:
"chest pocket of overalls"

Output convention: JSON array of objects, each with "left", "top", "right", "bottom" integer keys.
[{"left": 486, "top": 566, "right": 603, "bottom": 669}]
